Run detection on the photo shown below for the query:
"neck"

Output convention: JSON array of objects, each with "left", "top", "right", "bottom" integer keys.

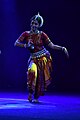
[{"left": 30, "top": 29, "right": 39, "bottom": 34}]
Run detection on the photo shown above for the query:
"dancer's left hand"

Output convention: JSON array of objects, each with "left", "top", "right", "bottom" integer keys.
[
  {"left": 0, "top": 50, "right": 1, "bottom": 54},
  {"left": 62, "top": 47, "right": 69, "bottom": 58}
]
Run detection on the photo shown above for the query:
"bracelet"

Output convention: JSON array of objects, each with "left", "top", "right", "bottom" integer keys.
[{"left": 61, "top": 47, "right": 64, "bottom": 51}]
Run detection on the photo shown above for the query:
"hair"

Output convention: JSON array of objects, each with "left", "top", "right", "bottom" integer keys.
[{"left": 31, "top": 13, "right": 44, "bottom": 27}]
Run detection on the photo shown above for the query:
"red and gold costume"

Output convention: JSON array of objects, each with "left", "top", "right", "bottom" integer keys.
[{"left": 17, "top": 31, "right": 52, "bottom": 99}]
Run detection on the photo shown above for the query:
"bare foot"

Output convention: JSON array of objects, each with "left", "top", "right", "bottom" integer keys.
[
  {"left": 32, "top": 99, "right": 39, "bottom": 103},
  {"left": 28, "top": 93, "right": 32, "bottom": 102}
]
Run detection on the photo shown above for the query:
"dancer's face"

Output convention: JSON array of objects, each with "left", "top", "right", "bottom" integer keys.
[{"left": 30, "top": 20, "right": 39, "bottom": 31}]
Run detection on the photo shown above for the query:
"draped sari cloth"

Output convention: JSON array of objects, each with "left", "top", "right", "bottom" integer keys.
[{"left": 27, "top": 51, "right": 52, "bottom": 99}]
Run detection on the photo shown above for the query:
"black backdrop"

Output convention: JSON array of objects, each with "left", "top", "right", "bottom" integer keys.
[{"left": 0, "top": 0, "right": 80, "bottom": 93}]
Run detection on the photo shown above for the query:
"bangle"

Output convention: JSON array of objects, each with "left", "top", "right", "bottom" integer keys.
[{"left": 61, "top": 47, "right": 65, "bottom": 51}]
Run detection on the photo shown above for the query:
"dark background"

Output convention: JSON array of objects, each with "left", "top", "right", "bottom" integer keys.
[{"left": 0, "top": 0, "right": 80, "bottom": 94}]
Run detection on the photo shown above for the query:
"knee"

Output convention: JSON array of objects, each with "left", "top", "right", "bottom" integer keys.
[{"left": 28, "top": 63, "right": 37, "bottom": 78}]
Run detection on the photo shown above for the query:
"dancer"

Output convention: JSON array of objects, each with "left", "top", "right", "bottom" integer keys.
[{"left": 14, "top": 13, "right": 69, "bottom": 102}]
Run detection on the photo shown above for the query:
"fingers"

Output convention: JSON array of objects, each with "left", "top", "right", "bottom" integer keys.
[
  {"left": 0, "top": 50, "right": 1, "bottom": 54},
  {"left": 64, "top": 48, "right": 69, "bottom": 58},
  {"left": 62, "top": 47, "right": 69, "bottom": 58}
]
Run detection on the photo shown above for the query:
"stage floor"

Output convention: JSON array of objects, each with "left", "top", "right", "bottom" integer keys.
[{"left": 0, "top": 92, "right": 80, "bottom": 120}]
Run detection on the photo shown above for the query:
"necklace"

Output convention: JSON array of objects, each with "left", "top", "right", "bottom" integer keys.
[{"left": 30, "top": 30, "right": 39, "bottom": 34}]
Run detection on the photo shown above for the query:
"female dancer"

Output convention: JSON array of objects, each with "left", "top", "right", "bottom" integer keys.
[{"left": 14, "top": 13, "right": 69, "bottom": 102}]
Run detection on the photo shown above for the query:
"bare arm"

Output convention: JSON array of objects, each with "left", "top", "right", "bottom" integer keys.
[
  {"left": 14, "top": 32, "right": 27, "bottom": 48},
  {"left": 14, "top": 39, "right": 27, "bottom": 48},
  {"left": 48, "top": 42, "right": 69, "bottom": 58},
  {"left": 48, "top": 42, "right": 63, "bottom": 50}
]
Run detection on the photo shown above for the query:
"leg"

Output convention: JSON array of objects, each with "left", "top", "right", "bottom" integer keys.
[{"left": 27, "top": 61, "right": 37, "bottom": 102}]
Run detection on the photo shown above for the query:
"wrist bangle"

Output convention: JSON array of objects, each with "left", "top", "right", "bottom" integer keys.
[{"left": 61, "top": 47, "right": 65, "bottom": 51}]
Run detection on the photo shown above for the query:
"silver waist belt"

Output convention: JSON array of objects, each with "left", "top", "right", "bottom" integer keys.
[{"left": 30, "top": 48, "right": 48, "bottom": 58}]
